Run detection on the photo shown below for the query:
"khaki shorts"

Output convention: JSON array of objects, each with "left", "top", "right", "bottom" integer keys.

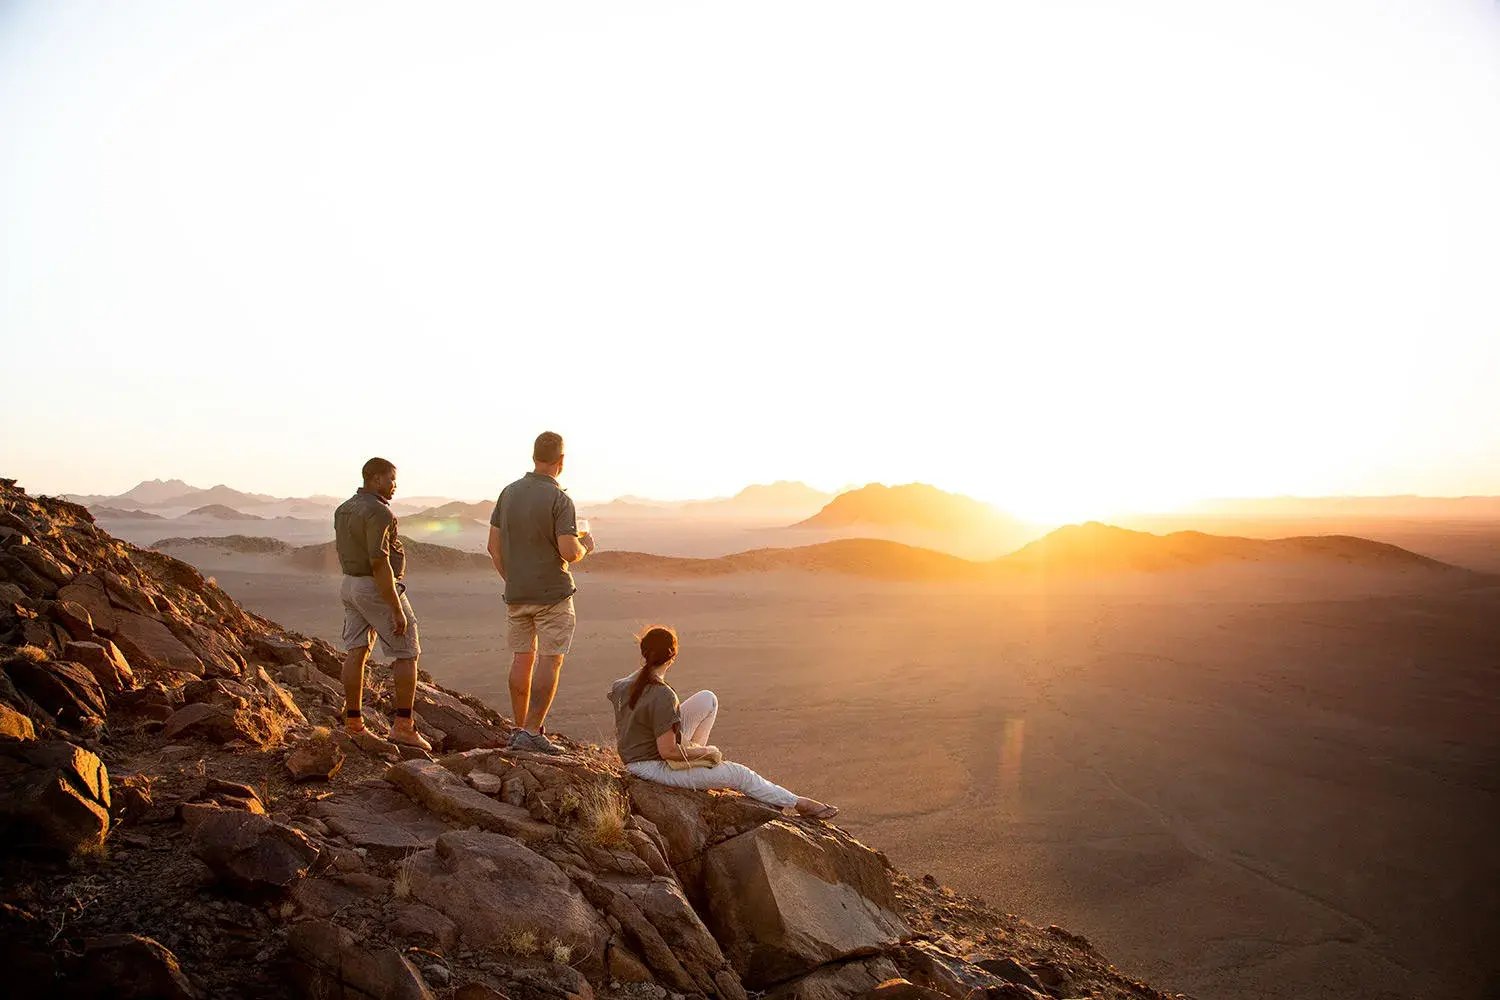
[
  {"left": 341, "top": 576, "right": 421, "bottom": 660},
  {"left": 506, "top": 596, "right": 576, "bottom": 655}
]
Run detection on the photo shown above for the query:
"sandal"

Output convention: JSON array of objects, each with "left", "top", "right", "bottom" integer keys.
[{"left": 390, "top": 725, "right": 432, "bottom": 752}]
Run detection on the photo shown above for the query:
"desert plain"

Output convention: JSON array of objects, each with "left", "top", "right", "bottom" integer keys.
[{"left": 133, "top": 506, "right": 1500, "bottom": 1000}]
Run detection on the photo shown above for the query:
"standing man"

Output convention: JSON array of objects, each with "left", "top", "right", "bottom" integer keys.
[
  {"left": 488, "top": 431, "right": 594, "bottom": 754},
  {"left": 334, "top": 457, "right": 431, "bottom": 751}
]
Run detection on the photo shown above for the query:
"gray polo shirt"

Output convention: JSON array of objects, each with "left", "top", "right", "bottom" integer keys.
[
  {"left": 333, "top": 489, "right": 406, "bottom": 578},
  {"left": 490, "top": 471, "right": 578, "bottom": 605}
]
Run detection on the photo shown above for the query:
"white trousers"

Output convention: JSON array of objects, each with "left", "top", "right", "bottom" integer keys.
[{"left": 625, "top": 689, "right": 799, "bottom": 809}]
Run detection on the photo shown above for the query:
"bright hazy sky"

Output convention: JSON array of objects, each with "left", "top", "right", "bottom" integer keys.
[{"left": 2, "top": 1, "right": 1497, "bottom": 520}]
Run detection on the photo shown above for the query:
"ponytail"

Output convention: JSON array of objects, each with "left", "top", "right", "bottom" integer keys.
[{"left": 628, "top": 626, "right": 678, "bottom": 708}]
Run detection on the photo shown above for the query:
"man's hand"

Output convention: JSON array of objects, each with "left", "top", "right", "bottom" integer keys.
[
  {"left": 581, "top": 531, "right": 597, "bottom": 554},
  {"left": 391, "top": 604, "right": 409, "bottom": 637}
]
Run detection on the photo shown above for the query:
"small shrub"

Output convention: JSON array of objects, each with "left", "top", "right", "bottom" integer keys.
[{"left": 548, "top": 938, "right": 572, "bottom": 965}]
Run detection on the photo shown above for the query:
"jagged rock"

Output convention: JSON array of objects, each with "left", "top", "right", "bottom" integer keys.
[
  {"left": 190, "top": 810, "right": 319, "bottom": 889},
  {"left": 627, "top": 779, "right": 781, "bottom": 866},
  {"left": 114, "top": 681, "right": 181, "bottom": 727},
  {"left": 0, "top": 701, "right": 35, "bottom": 739},
  {"left": 888, "top": 942, "right": 1014, "bottom": 997},
  {"left": 49, "top": 599, "right": 95, "bottom": 638},
  {"left": 309, "top": 781, "right": 453, "bottom": 855},
  {"left": 111, "top": 609, "right": 203, "bottom": 674},
  {"left": 286, "top": 734, "right": 344, "bottom": 782},
  {"left": 75, "top": 933, "right": 198, "bottom": 999},
  {"left": 614, "top": 875, "right": 747, "bottom": 1000},
  {"left": 288, "top": 918, "right": 436, "bottom": 1000},
  {"left": 9, "top": 543, "right": 72, "bottom": 588},
  {"left": 0, "top": 739, "right": 111, "bottom": 854},
  {"left": 275, "top": 659, "right": 344, "bottom": 701},
  {"left": 248, "top": 635, "right": 312, "bottom": 666},
  {"left": 415, "top": 682, "right": 502, "bottom": 750},
  {"left": 385, "top": 759, "right": 557, "bottom": 843},
  {"left": 63, "top": 639, "right": 133, "bottom": 691},
  {"left": 161, "top": 701, "right": 284, "bottom": 746},
  {"left": 179, "top": 785, "right": 266, "bottom": 833},
  {"left": 391, "top": 902, "right": 460, "bottom": 951},
  {"left": 973, "top": 957, "right": 1047, "bottom": 993},
  {"left": 253, "top": 665, "right": 306, "bottom": 723},
  {"left": 700, "top": 819, "right": 910, "bottom": 987},
  {"left": 468, "top": 771, "right": 503, "bottom": 794},
  {"left": 2, "top": 655, "right": 107, "bottom": 728},
  {"left": 767, "top": 957, "right": 904, "bottom": 1000},
  {"left": 405, "top": 829, "right": 609, "bottom": 975}
]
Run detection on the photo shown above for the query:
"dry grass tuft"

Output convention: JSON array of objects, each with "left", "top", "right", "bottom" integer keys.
[
  {"left": 503, "top": 928, "right": 538, "bottom": 956},
  {"left": 392, "top": 851, "right": 416, "bottom": 900},
  {"left": 578, "top": 783, "right": 629, "bottom": 849},
  {"left": 7, "top": 645, "right": 49, "bottom": 665},
  {"left": 548, "top": 938, "right": 573, "bottom": 965}
]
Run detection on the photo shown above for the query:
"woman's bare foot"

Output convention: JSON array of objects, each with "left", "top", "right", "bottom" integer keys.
[{"left": 794, "top": 797, "right": 839, "bottom": 821}]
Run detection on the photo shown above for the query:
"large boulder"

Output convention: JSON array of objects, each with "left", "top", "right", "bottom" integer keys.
[
  {"left": 0, "top": 739, "right": 111, "bottom": 854},
  {"left": 406, "top": 829, "right": 609, "bottom": 975},
  {"left": 287, "top": 918, "right": 435, "bottom": 1000},
  {"left": 73, "top": 933, "right": 198, "bottom": 999},
  {"left": 190, "top": 810, "right": 320, "bottom": 890},
  {"left": 55, "top": 575, "right": 116, "bottom": 632},
  {"left": 700, "top": 819, "right": 910, "bottom": 987},
  {"left": 2, "top": 655, "right": 107, "bottom": 729},
  {"left": 385, "top": 758, "right": 556, "bottom": 843},
  {"left": 111, "top": 609, "right": 203, "bottom": 674},
  {"left": 627, "top": 779, "right": 781, "bottom": 866}
]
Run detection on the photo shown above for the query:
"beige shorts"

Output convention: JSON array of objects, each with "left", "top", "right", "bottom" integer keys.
[{"left": 506, "top": 596, "right": 576, "bottom": 655}]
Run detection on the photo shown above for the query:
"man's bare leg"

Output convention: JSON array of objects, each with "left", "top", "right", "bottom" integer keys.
[
  {"left": 389, "top": 656, "right": 431, "bottom": 751},
  {"left": 509, "top": 651, "right": 536, "bottom": 730},
  {"left": 341, "top": 645, "right": 370, "bottom": 731},
  {"left": 522, "top": 653, "right": 565, "bottom": 732}
]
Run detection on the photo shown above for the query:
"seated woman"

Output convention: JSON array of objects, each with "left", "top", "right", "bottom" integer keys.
[{"left": 608, "top": 625, "right": 838, "bottom": 820}]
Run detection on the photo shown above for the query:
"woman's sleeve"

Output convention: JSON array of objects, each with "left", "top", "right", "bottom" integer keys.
[{"left": 647, "top": 688, "right": 682, "bottom": 738}]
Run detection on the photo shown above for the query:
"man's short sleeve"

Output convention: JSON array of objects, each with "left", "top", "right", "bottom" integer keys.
[
  {"left": 553, "top": 491, "right": 578, "bottom": 538},
  {"left": 645, "top": 686, "right": 681, "bottom": 739},
  {"left": 364, "top": 507, "right": 393, "bottom": 562},
  {"left": 490, "top": 491, "right": 505, "bottom": 530}
]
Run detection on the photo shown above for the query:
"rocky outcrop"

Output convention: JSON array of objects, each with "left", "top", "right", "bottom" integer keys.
[
  {"left": 0, "top": 738, "right": 111, "bottom": 854},
  {"left": 0, "top": 479, "right": 1171, "bottom": 1000}
]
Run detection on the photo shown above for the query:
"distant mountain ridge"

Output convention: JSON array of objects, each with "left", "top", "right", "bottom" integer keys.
[
  {"left": 182, "top": 504, "right": 264, "bottom": 521},
  {"left": 794, "top": 482, "right": 1021, "bottom": 534}
]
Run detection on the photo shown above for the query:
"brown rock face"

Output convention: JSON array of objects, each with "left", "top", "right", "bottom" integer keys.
[
  {"left": 190, "top": 811, "right": 320, "bottom": 889},
  {"left": 308, "top": 782, "right": 454, "bottom": 856},
  {"left": 288, "top": 918, "right": 436, "bottom": 1000},
  {"left": 111, "top": 609, "right": 203, "bottom": 674},
  {"left": 0, "top": 739, "right": 111, "bottom": 854},
  {"left": 406, "top": 829, "right": 610, "bottom": 973},
  {"left": 700, "top": 819, "right": 911, "bottom": 987},
  {"left": 385, "top": 758, "right": 556, "bottom": 843},
  {"left": 77, "top": 933, "right": 199, "bottom": 999}
]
